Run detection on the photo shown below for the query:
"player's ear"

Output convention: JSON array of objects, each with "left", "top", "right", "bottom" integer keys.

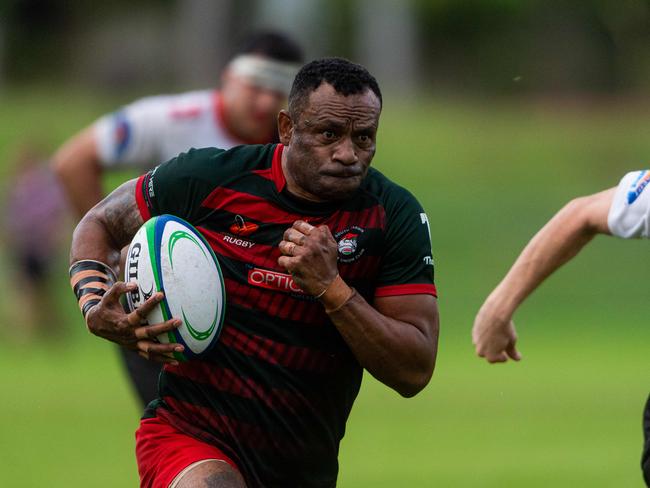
[{"left": 278, "top": 110, "right": 293, "bottom": 145}]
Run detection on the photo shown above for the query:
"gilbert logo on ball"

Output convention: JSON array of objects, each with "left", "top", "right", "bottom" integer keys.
[{"left": 126, "top": 214, "right": 226, "bottom": 361}]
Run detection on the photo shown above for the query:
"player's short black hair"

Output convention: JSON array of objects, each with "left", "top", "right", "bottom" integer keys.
[
  {"left": 288, "top": 57, "right": 382, "bottom": 119},
  {"left": 235, "top": 30, "right": 304, "bottom": 64}
]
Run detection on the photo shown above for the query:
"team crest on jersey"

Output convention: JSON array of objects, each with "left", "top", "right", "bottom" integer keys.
[
  {"left": 335, "top": 226, "right": 366, "bottom": 263},
  {"left": 627, "top": 170, "right": 650, "bottom": 204}
]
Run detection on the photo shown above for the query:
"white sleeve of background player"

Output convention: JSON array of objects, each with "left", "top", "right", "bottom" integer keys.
[
  {"left": 93, "top": 97, "right": 166, "bottom": 169},
  {"left": 607, "top": 170, "right": 650, "bottom": 238}
]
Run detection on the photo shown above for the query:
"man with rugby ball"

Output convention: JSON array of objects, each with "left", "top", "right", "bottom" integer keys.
[
  {"left": 69, "top": 58, "right": 439, "bottom": 487},
  {"left": 472, "top": 173, "right": 650, "bottom": 486},
  {"left": 56, "top": 31, "right": 303, "bottom": 407}
]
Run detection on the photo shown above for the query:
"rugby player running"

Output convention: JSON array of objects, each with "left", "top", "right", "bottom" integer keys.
[
  {"left": 55, "top": 31, "right": 303, "bottom": 407},
  {"left": 69, "top": 58, "right": 439, "bottom": 487},
  {"left": 472, "top": 173, "right": 650, "bottom": 486}
]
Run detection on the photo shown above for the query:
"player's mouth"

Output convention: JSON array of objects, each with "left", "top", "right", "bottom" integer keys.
[{"left": 322, "top": 168, "right": 364, "bottom": 178}]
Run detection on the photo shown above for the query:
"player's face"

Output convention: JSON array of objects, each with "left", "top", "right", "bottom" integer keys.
[
  {"left": 222, "top": 72, "right": 286, "bottom": 142},
  {"left": 280, "top": 83, "right": 381, "bottom": 202}
]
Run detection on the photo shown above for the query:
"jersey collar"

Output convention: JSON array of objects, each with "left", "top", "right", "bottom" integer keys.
[{"left": 271, "top": 144, "right": 286, "bottom": 192}]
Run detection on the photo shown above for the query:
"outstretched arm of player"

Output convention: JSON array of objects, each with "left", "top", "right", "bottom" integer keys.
[
  {"left": 472, "top": 188, "right": 615, "bottom": 363},
  {"left": 51, "top": 126, "right": 104, "bottom": 219},
  {"left": 279, "top": 221, "right": 439, "bottom": 398},
  {"left": 70, "top": 179, "right": 183, "bottom": 363}
]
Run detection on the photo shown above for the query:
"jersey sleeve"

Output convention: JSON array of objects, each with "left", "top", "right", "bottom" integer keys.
[
  {"left": 375, "top": 187, "right": 437, "bottom": 298},
  {"left": 94, "top": 97, "right": 167, "bottom": 169},
  {"left": 135, "top": 147, "right": 225, "bottom": 224},
  {"left": 607, "top": 170, "right": 650, "bottom": 238}
]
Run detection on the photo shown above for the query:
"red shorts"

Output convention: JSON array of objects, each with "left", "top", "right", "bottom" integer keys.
[{"left": 136, "top": 416, "right": 239, "bottom": 488}]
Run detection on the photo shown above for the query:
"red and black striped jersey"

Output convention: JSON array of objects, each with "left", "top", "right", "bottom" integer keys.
[{"left": 135, "top": 143, "right": 436, "bottom": 487}]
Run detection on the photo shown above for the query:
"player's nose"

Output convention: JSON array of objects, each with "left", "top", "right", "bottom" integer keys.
[{"left": 332, "top": 137, "right": 359, "bottom": 166}]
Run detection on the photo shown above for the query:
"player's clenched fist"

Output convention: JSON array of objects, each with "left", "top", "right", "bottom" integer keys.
[
  {"left": 472, "top": 301, "right": 522, "bottom": 363},
  {"left": 277, "top": 220, "right": 339, "bottom": 296}
]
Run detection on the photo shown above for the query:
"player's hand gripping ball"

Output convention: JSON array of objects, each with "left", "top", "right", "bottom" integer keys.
[{"left": 125, "top": 215, "right": 226, "bottom": 361}]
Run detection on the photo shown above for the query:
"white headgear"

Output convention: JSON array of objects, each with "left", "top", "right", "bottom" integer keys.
[{"left": 228, "top": 55, "right": 300, "bottom": 95}]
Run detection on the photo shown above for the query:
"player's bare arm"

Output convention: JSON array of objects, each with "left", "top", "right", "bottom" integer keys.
[
  {"left": 473, "top": 188, "right": 615, "bottom": 363},
  {"left": 51, "top": 126, "right": 104, "bottom": 218},
  {"left": 70, "top": 178, "right": 183, "bottom": 363},
  {"left": 279, "top": 220, "right": 439, "bottom": 398}
]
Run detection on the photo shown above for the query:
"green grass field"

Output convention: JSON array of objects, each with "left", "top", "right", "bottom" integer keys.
[{"left": 0, "top": 87, "right": 648, "bottom": 486}]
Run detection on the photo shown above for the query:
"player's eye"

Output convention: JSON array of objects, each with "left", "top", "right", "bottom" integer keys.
[
  {"left": 357, "top": 134, "right": 372, "bottom": 145},
  {"left": 323, "top": 130, "right": 336, "bottom": 139}
]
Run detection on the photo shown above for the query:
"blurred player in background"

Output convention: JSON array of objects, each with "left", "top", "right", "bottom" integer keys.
[
  {"left": 53, "top": 30, "right": 304, "bottom": 407},
  {"left": 472, "top": 171, "right": 650, "bottom": 486},
  {"left": 3, "top": 145, "right": 67, "bottom": 341}
]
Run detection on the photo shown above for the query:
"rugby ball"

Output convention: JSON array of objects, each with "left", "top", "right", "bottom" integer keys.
[{"left": 125, "top": 214, "right": 226, "bottom": 361}]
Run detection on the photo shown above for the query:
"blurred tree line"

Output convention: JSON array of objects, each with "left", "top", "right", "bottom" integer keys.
[
  {"left": 415, "top": 0, "right": 650, "bottom": 94},
  {"left": 1, "top": 0, "right": 650, "bottom": 95}
]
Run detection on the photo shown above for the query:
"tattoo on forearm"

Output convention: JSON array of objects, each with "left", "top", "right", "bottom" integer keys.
[{"left": 101, "top": 180, "right": 143, "bottom": 248}]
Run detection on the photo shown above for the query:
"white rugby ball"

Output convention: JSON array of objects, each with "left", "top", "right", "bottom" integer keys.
[{"left": 125, "top": 214, "right": 226, "bottom": 361}]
